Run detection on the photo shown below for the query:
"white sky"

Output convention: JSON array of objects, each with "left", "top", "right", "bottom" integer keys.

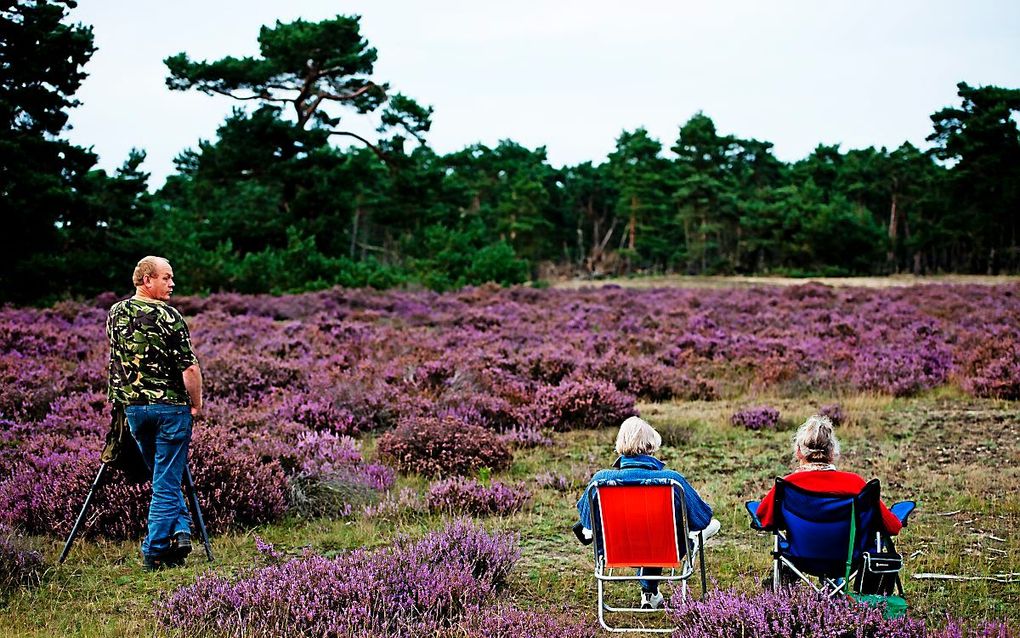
[{"left": 64, "top": 0, "right": 1020, "bottom": 189}]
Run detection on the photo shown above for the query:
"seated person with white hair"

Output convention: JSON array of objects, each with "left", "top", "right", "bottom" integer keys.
[
  {"left": 575, "top": 416, "right": 720, "bottom": 610},
  {"left": 756, "top": 414, "right": 903, "bottom": 535}
]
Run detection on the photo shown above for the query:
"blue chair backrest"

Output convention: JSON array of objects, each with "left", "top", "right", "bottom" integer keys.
[{"left": 774, "top": 478, "right": 880, "bottom": 578}]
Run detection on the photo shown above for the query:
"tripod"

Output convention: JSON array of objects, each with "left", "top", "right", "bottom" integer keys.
[{"left": 58, "top": 464, "right": 213, "bottom": 564}]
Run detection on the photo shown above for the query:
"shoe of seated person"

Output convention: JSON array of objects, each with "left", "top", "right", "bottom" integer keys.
[
  {"left": 639, "top": 590, "right": 664, "bottom": 610},
  {"left": 702, "top": 518, "right": 721, "bottom": 540}
]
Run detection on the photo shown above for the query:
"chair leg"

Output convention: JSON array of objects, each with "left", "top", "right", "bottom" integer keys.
[
  {"left": 595, "top": 572, "right": 680, "bottom": 633},
  {"left": 698, "top": 531, "right": 708, "bottom": 598},
  {"left": 772, "top": 535, "right": 781, "bottom": 593}
]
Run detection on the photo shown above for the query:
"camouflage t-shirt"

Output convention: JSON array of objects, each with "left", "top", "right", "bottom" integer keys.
[{"left": 106, "top": 297, "right": 199, "bottom": 406}]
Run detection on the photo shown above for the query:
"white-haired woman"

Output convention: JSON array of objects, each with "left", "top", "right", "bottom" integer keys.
[
  {"left": 575, "top": 416, "right": 719, "bottom": 609},
  {"left": 755, "top": 415, "right": 902, "bottom": 535}
]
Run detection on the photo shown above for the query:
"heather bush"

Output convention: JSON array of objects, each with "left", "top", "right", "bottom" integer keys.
[
  {"left": 157, "top": 520, "right": 519, "bottom": 637},
  {"left": 731, "top": 406, "right": 781, "bottom": 431},
  {"left": 672, "top": 374, "right": 721, "bottom": 401},
  {"left": 0, "top": 524, "right": 45, "bottom": 599},
  {"left": 286, "top": 432, "right": 394, "bottom": 517},
  {"left": 499, "top": 426, "right": 552, "bottom": 449},
  {"left": 3, "top": 283, "right": 1020, "bottom": 543},
  {"left": 818, "top": 403, "right": 846, "bottom": 427},
  {"left": 536, "top": 377, "right": 637, "bottom": 432},
  {"left": 0, "top": 448, "right": 150, "bottom": 539},
  {"left": 851, "top": 339, "right": 953, "bottom": 397},
  {"left": 276, "top": 392, "right": 358, "bottom": 436},
  {"left": 427, "top": 477, "right": 530, "bottom": 517},
  {"left": 933, "top": 620, "right": 1017, "bottom": 638},
  {"left": 438, "top": 391, "right": 533, "bottom": 433},
  {"left": 0, "top": 353, "right": 70, "bottom": 421},
  {"left": 958, "top": 329, "right": 1020, "bottom": 400},
  {"left": 362, "top": 486, "right": 427, "bottom": 520},
  {"left": 534, "top": 471, "right": 573, "bottom": 492},
  {"left": 588, "top": 352, "right": 681, "bottom": 401},
  {"left": 376, "top": 415, "right": 512, "bottom": 477},
  {"left": 448, "top": 605, "right": 596, "bottom": 638},
  {"left": 189, "top": 426, "right": 289, "bottom": 533},
  {"left": 669, "top": 587, "right": 926, "bottom": 638}
]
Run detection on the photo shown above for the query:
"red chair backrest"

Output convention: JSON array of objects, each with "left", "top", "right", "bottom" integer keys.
[{"left": 596, "top": 484, "right": 682, "bottom": 568}]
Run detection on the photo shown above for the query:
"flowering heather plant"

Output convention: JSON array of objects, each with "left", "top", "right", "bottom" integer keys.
[
  {"left": 0, "top": 448, "right": 150, "bottom": 539},
  {"left": 0, "top": 524, "right": 45, "bottom": 599},
  {"left": 0, "top": 352, "right": 71, "bottom": 421},
  {"left": 851, "top": 338, "right": 953, "bottom": 397},
  {"left": 669, "top": 587, "right": 926, "bottom": 638},
  {"left": 731, "top": 406, "right": 781, "bottom": 431},
  {"left": 818, "top": 403, "right": 846, "bottom": 427},
  {"left": 958, "top": 329, "right": 1020, "bottom": 400},
  {"left": 277, "top": 392, "right": 358, "bottom": 435},
  {"left": 376, "top": 415, "right": 512, "bottom": 477},
  {"left": 587, "top": 352, "right": 682, "bottom": 401},
  {"left": 534, "top": 471, "right": 573, "bottom": 492},
  {"left": 189, "top": 426, "right": 289, "bottom": 533},
  {"left": 157, "top": 520, "right": 519, "bottom": 637},
  {"left": 362, "top": 486, "right": 427, "bottom": 520},
  {"left": 286, "top": 434, "right": 393, "bottom": 519},
  {"left": 934, "top": 620, "right": 1018, "bottom": 638},
  {"left": 537, "top": 377, "right": 637, "bottom": 432},
  {"left": 448, "top": 605, "right": 596, "bottom": 638},
  {"left": 427, "top": 477, "right": 531, "bottom": 516},
  {"left": 252, "top": 534, "right": 284, "bottom": 563},
  {"left": 499, "top": 426, "right": 553, "bottom": 449},
  {"left": 4, "top": 283, "right": 1020, "bottom": 540}
]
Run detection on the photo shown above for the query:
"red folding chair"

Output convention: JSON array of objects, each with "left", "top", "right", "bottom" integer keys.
[{"left": 589, "top": 478, "right": 709, "bottom": 633}]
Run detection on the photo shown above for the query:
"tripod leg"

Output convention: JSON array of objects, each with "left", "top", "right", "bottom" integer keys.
[
  {"left": 59, "top": 463, "right": 108, "bottom": 564},
  {"left": 183, "top": 466, "right": 213, "bottom": 561}
]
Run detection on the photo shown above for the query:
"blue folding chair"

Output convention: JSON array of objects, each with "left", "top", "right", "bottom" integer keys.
[{"left": 745, "top": 478, "right": 916, "bottom": 598}]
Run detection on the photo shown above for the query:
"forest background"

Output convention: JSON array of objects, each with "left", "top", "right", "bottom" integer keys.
[{"left": 2, "top": 1, "right": 1020, "bottom": 306}]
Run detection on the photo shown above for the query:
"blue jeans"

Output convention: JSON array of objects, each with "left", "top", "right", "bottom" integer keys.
[
  {"left": 639, "top": 567, "right": 662, "bottom": 593},
  {"left": 125, "top": 404, "right": 193, "bottom": 559}
]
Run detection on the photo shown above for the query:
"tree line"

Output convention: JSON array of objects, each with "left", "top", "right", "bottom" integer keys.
[{"left": 2, "top": 2, "right": 1019, "bottom": 305}]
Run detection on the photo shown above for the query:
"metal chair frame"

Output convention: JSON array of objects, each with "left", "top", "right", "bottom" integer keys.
[
  {"left": 588, "top": 479, "right": 708, "bottom": 633},
  {"left": 747, "top": 478, "right": 910, "bottom": 599}
]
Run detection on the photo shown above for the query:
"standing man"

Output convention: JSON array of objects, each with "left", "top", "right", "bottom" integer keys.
[{"left": 107, "top": 256, "right": 202, "bottom": 571}]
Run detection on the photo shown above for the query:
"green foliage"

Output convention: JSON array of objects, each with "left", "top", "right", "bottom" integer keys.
[
  {"left": 927, "top": 82, "right": 1020, "bottom": 273},
  {"left": 0, "top": 0, "right": 98, "bottom": 303},
  {"left": 411, "top": 222, "right": 529, "bottom": 292},
  {"left": 164, "top": 14, "right": 430, "bottom": 143}
]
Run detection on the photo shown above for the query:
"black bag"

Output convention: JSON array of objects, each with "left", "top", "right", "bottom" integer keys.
[
  {"left": 856, "top": 550, "right": 903, "bottom": 595},
  {"left": 101, "top": 404, "right": 151, "bottom": 484}
]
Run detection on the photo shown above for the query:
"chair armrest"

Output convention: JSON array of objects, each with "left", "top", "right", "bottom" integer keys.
[
  {"left": 745, "top": 500, "right": 764, "bottom": 530},
  {"left": 890, "top": 501, "right": 916, "bottom": 526}
]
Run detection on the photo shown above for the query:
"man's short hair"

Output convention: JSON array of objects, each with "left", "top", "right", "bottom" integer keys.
[{"left": 133, "top": 256, "right": 170, "bottom": 287}]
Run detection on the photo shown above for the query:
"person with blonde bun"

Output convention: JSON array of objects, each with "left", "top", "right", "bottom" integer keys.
[{"left": 755, "top": 415, "right": 902, "bottom": 535}]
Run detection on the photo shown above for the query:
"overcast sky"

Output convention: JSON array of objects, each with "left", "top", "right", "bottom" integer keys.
[{"left": 64, "top": 0, "right": 1020, "bottom": 189}]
